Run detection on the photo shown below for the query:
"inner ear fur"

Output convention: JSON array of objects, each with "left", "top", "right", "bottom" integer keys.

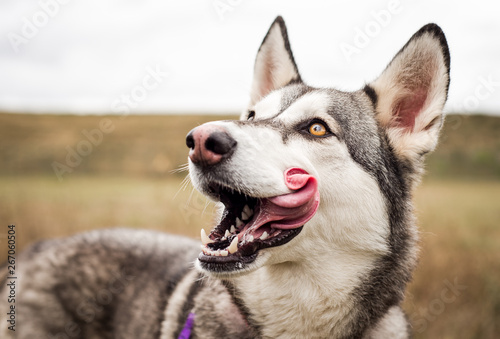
[
  {"left": 249, "top": 16, "right": 302, "bottom": 107},
  {"left": 368, "top": 23, "right": 450, "bottom": 159}
]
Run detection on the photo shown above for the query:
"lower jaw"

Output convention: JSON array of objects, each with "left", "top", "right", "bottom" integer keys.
[{"left": 197, "top": 252, "right": 258, "bottom": 275}]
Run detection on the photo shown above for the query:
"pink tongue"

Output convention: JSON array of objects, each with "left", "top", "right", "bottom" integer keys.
[{"left": 243, "top": 168, "right": 320, "bottom": 234}]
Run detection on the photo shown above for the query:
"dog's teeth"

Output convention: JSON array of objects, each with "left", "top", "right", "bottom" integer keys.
[
  {"left": 201, "top": 229, "right": 214, "bottom": 245},
  {"left": 260, "top": 231, "right": 269, "bottom": 240},
  {"left": 242, "top": 205, "right": 252, "bottom": 219},
  {"left": 220, "top": 250, "right": 228, "bottom": 257},
  {"left": 224, "top": 230, "right": 231, "bottom": 238},
  {"left": 227, "top": 237, "right": 238, "bottom": 254},
  {"left": 247, "top": 235, "right": 254, "bottom": 242},
  {"left": 230, "top": 225, "right": 237, "bottom": 233},
  {"left": 241, "top": 211, "right": 249, "bottom": 221},
  {"left": 236, "top": 218, "right": 243, "bottom": 228}
]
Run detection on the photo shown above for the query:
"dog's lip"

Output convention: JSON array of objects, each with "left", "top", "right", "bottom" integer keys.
[{"left": 237, "top": 168, "right": 319, "bottom": 239}]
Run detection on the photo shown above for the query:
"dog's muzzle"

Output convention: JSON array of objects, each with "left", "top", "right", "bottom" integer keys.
[{"left": 186, "top": 124, "right": 237, "bottom": 167}]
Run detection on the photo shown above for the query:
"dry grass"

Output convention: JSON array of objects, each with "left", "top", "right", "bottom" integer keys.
[
  {"left": 0, "top": 112, "right": 499, "bottom": 338},
  {"left": 408, "top": 179, "right": 500, "bottom": 339}
]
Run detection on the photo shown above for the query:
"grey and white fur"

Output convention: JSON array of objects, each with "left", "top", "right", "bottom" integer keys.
[{"left": 0, "top": 16, "right": 450, "bottom": 338}]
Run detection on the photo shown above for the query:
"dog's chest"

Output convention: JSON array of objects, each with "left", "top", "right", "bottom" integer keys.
[{"left": 235, "top": 268, "right": 355, "bottom": 338}]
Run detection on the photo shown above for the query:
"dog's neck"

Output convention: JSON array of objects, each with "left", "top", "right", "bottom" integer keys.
[{"left": 230, "top": 249, "right": 381, "bottom": 338}]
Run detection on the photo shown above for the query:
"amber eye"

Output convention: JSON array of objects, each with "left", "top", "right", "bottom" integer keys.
[{"left": 308, "top": 123, "right": 327, "bottom": 136}]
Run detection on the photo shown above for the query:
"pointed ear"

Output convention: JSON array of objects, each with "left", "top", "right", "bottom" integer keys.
[
  {"left": 367, "top": 24, "right": 450, "bottom": 161},
  {"left": 250, "top": 16, "right": 302, "bottom": 106}
]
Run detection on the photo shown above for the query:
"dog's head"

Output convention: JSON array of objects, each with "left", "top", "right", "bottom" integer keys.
[{"left": 188, "top": 17, "right": 450, "bottom": 277}]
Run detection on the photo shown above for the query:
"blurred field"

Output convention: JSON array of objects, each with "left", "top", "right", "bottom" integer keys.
[{"left": 0, "top": 112, "right": 499, "bottom": 338}]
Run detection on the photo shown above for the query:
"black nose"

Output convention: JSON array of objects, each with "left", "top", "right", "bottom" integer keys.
[
  {"left": 186, "top": 131, "right": 195, "bottom": 149},
  {"left": 186, "top": 125, "right": 237, "bottom": 166},
  {"left": 204, "top": 131, "right": 237, "bottom": 155}
]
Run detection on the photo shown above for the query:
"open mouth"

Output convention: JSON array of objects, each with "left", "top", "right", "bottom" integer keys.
[{"left": 198, "top": 168, "right": 320, "bottom": 272}]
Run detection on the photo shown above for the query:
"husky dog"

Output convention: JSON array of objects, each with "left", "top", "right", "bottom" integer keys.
[{"left": 1, "top": 16, "right": 449, "bottom": 338}]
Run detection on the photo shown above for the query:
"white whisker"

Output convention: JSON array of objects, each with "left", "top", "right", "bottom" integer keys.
[
  {"left": 173, "top": 174, "right": 192, "bottom": 200},
  {"left": 169, "top": 163, "right": 190, "bottom": 174}
]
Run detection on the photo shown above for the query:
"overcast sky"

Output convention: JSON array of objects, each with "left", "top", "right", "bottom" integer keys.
[{"left": 1, "top": 0, "right": 499, "bottom": 115}]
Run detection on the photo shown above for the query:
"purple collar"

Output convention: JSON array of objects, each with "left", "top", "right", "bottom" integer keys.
[{"left": 178, "top": 312, "right": 195, "bottom": 339}]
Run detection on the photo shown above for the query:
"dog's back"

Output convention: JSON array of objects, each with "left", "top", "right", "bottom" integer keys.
[{"left": 0, "top": 229, "right": 254, "bottom": 338}]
